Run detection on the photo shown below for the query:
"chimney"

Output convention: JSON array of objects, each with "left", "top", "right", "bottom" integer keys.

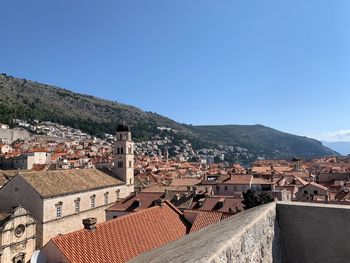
[{"left": 83, "top": 218, "right": 97, "bottom": 231}]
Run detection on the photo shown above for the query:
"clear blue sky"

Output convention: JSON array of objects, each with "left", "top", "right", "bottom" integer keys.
[{"left": 1, "top": 1, "right": 350, "bottom": 140}]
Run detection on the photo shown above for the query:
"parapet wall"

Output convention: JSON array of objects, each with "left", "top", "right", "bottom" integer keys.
[
  {"left": 277, "top": 202, "right": 350, "bottom": 263},
  {"left": 130, "top": 202, "right": 279, "bottom": 263},
  {"left": 131, "top": 201, "right": 350, "bottom": 263}
]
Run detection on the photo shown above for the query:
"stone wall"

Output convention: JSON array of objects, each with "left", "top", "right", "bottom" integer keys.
[
  {"left": 131, "top": 202, "right": 350, "bottom": 263},
  {"left": 130, "top": 202, "right": 279, "bottom": 263},
  {"left": 0, "top": 128, "right": 31, "bottom": 143},
  {"left": 277, "top": 202, "right": 350, "bottom": 263}
]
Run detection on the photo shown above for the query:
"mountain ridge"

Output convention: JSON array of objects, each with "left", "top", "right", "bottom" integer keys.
[{"left": 0, "top": 73, "right": 337, "bottom": 161}]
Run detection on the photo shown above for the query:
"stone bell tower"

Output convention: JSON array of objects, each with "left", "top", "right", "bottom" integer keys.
[{"left": 113, "top": 124, "right": 134, "bottom": 193}]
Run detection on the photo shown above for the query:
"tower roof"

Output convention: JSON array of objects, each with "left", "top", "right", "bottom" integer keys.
[{"left": 116, "top": 124, "right": 131, "bottom": 132}]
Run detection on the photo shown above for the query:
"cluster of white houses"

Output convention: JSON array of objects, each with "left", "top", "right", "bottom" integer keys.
[{"left": 0, "top": 124, "right": 135, "bottom": 263}]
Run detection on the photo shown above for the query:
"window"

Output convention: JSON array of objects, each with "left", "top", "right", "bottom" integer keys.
[
  {"left": 14, "top": 224, "right": 26, "bottom": 237},
  {"left": 225, "top": 186, "right": 228, "bottom": 191},
  {"left": 129, "top": 178, "right": 132, "bottom": 185},
  {"left": 74, "top": 198, "right": 80, "bottom": 213},
  {"left": 128, "top": 146, "right": 132, "bottom": 154},
  {"left": 217, "top": 185, "right": 220, "bottom": 191},
  {"left": 56, "top": 203, "right": 62, "bottom": 218},
  {"left": 119, "top": 134, "right": 122, "bottom": 140},
  {"left": 90, "top": 195, "right": 96, "bottom": 208},
  {"left": 304, "top": 190, "right": 308, "bottom": 194},
  {"left": 129, "top": 161, "right": 132, "bottom": 168},
  {"left": 116, "top": 189, "right": 120, "bottom": 199},
  {"left": 118, "top": 162, "right": 123, "bottom": 168},
  {"left": 104, "top": 192, "right": 109, "bottom": 205},
  {"left": 120, "top": 147, "right": 124, "bottom": 154},
  {"left": 314, "top": 190, "right": 318, "bottom": 195},
  {"left": 117, "top": 148, "right": 120, "bottom": 154}
]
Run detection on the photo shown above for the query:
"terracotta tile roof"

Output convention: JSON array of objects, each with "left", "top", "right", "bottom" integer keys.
[
  {"left": 19, "top": 168, "right": 124, "bottom": 198},
  {"left": 251, "top": 177, "right": 274, "bottom": 185},
  {"left": 169, "top": 178, "right": 202, "bottom": 187},
  {"left": 106, "top": 192, "right": 164, "bottom": 212},
  {"left": 189, "top": 211, "right": 232, "bottom": 233},
  {"left": 191, "top": 197, "right": 244, "bottom": 213},
  {"left": 222, "top": 175, "right": 252, "bottom": 185},
  {"left": 50, "top": 202, "right": 187, "bottom": 263}
]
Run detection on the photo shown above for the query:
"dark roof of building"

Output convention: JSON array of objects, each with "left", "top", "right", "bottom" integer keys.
[
  {"left": 0, "top": 211, "right": 11, "bottom": 227},
  {"left": 18, "top": 168, "right": 124, "bottom": 198},
  {"left": 106, "top": 192, "right": 165, "bottom": 212},
  {"left": 191, "top": 196, "right": 244, "bottom": 213},
  {"left": 50, "top": 202, "right": 187, "bottom": 263},
  {"left": 0, "top": 173, "right": 10, "bottom": 187},
  {"left": 116, "top": 124, "right": 131, "bottom": 132}
]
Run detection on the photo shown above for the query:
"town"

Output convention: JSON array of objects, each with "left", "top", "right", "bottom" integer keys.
[{"left": 0, "top": 120, "right": 349, "bottom": 263}]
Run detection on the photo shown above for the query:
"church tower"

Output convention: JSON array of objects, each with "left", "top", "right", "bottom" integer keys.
[{"left": 113, "top": 124, "right": 134, "bottom": 193}]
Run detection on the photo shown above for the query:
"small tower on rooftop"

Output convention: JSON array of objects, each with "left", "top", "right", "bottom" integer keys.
[{"left": 292, "top": 157, "right": 302, "bottom": 172}]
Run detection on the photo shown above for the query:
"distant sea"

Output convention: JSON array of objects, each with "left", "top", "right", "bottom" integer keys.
[{"left": 322, "top": 141, "right": 350, "bottom": 156}]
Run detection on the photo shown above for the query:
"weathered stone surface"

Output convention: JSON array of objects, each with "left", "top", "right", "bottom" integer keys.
[
  {"left": 130, "top": 202, "right": 350, "bottom": 262},
  {"left": 130, "top": 202, "right": 278, "bottom": 263},
  {"left": 277, "top": 202, "right": 350, "bottom": 263}
]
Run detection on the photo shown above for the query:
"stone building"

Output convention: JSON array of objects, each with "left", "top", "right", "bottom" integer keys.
[
  {"left": 0, "top": 124, "right": 135, "bottom": 248},
  {"left": 113, "top": 124, "right": 135, "bottom": 194},
  {"left": 0, "top": 207, "right": 36, "bottom": 263},
  {"left": 5, "top": 149, "right": 51, "bottom": 170}
]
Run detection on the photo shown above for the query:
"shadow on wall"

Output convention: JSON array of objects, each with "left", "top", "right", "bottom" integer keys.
[{"left": 276, "top": 202, "right": 350, "bottom": 263}]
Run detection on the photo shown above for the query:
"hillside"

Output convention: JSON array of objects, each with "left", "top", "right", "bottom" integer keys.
[
  {"left": 187, "top": 125, "right": 336, "bottom": 159},
  {"left": 0, "top": 73, "right": 337, "bottom": 161}
]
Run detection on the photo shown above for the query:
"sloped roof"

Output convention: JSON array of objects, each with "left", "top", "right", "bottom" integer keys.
[
  {"left": 19, "top": 168, "right": 124, "bottom": 198},
  {"left": 189, "top": 211, "right": 232, "bottom": 233},
  {"left": 251, "top": 177, "right": 274, "bottom": 185},
  {"left": 169, "top": 177, "right": 202, "bottom": 187},
  {"left": 222, "top": 175, "right": 252, "bottom": 185},
  {"left": 106, "top": 192, "right": 164, "bottom": 212},
  {"left": 191, "top": 197, "right": 244, "bottom": 213},
  {"left": 50, "top": 202, "right": 187, "bottom": 263},
  {"left": 0, "top": 211, "right": 11, "bottom": 227},
  {"left": 0, "top": 173, "right": 9, "bottom": 187}
]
